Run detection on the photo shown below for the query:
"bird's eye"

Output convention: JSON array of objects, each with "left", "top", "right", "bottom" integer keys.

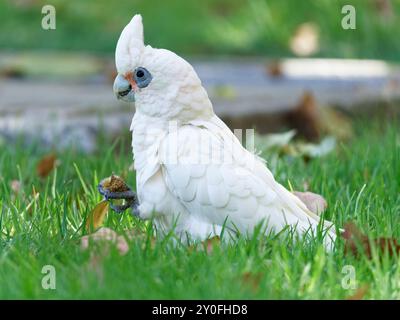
[
  {"left": 136, "top": 70, "right": 144, "bottom": 78},
  {"left": 134, "top": 67, "right": 152, "bottom": 88}
]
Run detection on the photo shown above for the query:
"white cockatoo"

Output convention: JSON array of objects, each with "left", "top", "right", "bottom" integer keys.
[{"left": 109, "top": 14, "right": 337, "bottom": 248}]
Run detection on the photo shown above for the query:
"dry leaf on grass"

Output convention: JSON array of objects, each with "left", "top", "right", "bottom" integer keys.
[
  {"left": 36, "top": 153, "right": 57, "bottom": 178},
  {"left": 342, "top": 222, "right": 400, "bottom": 259},
  {"left": 86, "top": 201, "right": 109, "bottom": 233},
  {"left": 241, "top": 272, "right": 263, "bottom": 293},
  {"left": 81, "top": 227, "right": 129, "bottom": 255},
  {"left": 293, "top": 191, "right": 327, "bottom": 215},
  {"left": 346, "top": 284, "right": 369, "bottom": 300}
]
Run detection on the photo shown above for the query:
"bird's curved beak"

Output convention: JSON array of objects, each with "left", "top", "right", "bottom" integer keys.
[{"left": 113, "top": 73, "right": 136, "bottom": 102}]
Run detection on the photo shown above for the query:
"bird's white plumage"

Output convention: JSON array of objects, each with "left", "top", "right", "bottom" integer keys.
[
  {"left": 115, "top": 14, "right": 336, "bottom": 248},
  {"left": 115, "top": 15, "right": 145, "bottom": 74}
]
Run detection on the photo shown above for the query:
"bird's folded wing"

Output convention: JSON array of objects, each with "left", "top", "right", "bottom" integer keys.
[{"left": 158, "top": 123, "right": 323, "bottom": 234}]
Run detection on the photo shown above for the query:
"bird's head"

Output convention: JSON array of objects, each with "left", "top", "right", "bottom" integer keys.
[{"left": 114, "top": 14, "right": 212, "bottom": 121}]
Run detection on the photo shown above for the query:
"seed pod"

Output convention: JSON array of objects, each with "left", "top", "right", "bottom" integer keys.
[{"left": 101, "top": 174, "right": 130, "bottom": 192}]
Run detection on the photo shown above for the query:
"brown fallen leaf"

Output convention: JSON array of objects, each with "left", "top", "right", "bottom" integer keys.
[
  {"left": 86, "top": 201, "right": 109, "bottom": 233},
  {"left": 293, "top": 191, "right": 327, "bottom": 215},
  {"left": 81, "top": 227, "right": 129, "bottom": 255},
  {"left": 36, "top": 153, "right": 57, "bottom": 178},
  {"left": 342, "top": 222, "right": 400, "bottom": 259},
  {"left": 346, "top": 284, "right": 369, "bottom": 300},
  {"left": 241, "top": 272, "right": 263, "bottom": 293}
]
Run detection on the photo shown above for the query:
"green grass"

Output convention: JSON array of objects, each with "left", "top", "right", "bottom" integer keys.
[
  {"left": 0, "top": 117, "right": 399, "bottom": 299},
  {"left": 1, "top": 0, "right": 400, "bottom": 61}
]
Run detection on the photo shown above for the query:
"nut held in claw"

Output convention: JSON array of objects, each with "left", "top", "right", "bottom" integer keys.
[
  {"left": 101, "top": 174, "right": 130, "bottom": 193},
  {"left": 98, "top": 174, "right": 139, "bottom": 215}
]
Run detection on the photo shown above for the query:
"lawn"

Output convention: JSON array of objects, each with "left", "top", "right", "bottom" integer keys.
[{"left": 0, "top": 116, "right": 399, "bottom": 299}]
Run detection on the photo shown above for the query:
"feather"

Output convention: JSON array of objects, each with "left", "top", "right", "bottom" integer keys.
[{"left": 115, "top": 14, "right": 144, "bottom": 74}]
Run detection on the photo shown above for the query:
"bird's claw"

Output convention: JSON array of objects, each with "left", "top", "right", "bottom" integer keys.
[
  {"left": 97, "top": 180, "right": 140, "bottom": 216},
  {"left": 109, "top": 202, "right": 132, "bottom": 214},
  {"left": 109, "top": 200, "right": 140, "bottom": 217},
  {"left": 97, "top": 184, "right": 137, "bottom": 201}
]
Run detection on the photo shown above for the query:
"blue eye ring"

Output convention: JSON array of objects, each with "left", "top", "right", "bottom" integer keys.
[{"left": 134, "top": 67, "right": 152, "bottom": 88}]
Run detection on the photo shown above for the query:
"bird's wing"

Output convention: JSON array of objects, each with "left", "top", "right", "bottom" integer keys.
[{"left": 159, "top": 116, "right": 329, "bottom": 237}]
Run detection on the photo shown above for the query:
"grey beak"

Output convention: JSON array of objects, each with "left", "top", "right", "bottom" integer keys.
[{"left": 113, "top": 74, "right": 135, "bottom": 102}]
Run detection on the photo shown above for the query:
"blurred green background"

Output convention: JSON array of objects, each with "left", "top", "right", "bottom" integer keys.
[{"left": 0, "top": 0, "right": 399, "bottom": 60}]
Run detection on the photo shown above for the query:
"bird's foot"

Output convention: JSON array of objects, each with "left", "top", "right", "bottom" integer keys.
[
  {"left": 97, "top": 184, "right": 137, "bottom": 201},
  {"left": 97, "top": 178, "right": 140, "bottom": 216},
  {"left": 109, "top": 201, "right": 140, "bottom": 217},
  {"left": 109, "top": 202, "right": 132, "bottom": 213}
]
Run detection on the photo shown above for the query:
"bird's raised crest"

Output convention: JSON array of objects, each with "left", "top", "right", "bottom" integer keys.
[{"left": 115, "top": 14, "right": 145, "bottom": 73}]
